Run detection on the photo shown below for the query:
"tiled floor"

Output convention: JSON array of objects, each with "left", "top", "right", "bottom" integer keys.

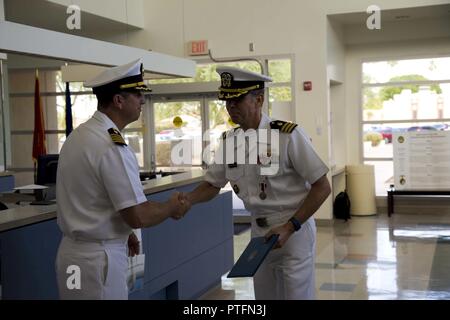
[{"left": 201, "top": 212, "right": 450, "bottom": 300}]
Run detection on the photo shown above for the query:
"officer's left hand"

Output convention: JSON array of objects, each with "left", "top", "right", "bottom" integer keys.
[
  {"left": 128, "top": 232, "right": 140, "bottom": 257},
  {"left": 265, "top": 223, "right": 294, "bottom": 249}
]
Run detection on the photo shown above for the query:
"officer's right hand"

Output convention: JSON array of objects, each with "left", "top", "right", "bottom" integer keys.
[
  {"left": 168, "top": 192, "right": 191, "bottom": 220},
  {"left": 265, "top": 223, "right": 294, "bottom": 249}
]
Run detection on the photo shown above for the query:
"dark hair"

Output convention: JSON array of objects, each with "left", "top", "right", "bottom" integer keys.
[{"left": 97, "top": 91, "right": 133, "bottom": 108}]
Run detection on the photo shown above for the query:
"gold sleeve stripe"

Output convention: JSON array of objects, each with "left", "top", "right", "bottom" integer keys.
[{"left": 286, "top": 123, "right": 296, "bottom": 133}]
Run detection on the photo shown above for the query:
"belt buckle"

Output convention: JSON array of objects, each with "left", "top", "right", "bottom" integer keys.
[{"left": 256, "top": 217, "right": 268, "bottom": 228}]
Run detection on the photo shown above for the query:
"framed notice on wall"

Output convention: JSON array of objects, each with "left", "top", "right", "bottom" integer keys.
[{"left": 393, "top": 131, "right": 450, "bottom": 190}]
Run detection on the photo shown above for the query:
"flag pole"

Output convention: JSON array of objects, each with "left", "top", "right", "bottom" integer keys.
[
  {"left": 34, "top": 69, "right": 38, "bottom": 183},
  {"left": 33, "top": 68, "right": 47, "bottom": 183}
]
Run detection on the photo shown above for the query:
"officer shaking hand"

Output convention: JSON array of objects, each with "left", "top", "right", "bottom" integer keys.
[
  {"left": 184, "top": 66, "right": 331, "bottom": 300},
  {"left": 55, "top": 59, "right": 190, "bottom": 300}
]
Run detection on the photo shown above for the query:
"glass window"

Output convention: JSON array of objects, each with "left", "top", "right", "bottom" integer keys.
[
  {"left": 153, "top": 101, "right": 202, "bottom": 167},
  {"left": 207, "top": 100, "right": 237, "bottom": 161},
  {"left": 363, "top": 57, "right": 450, "bottom": 84},
  {"left": 149, "top": 57, "right": 293, "bottom": 175},
  {"left": 363, "top": 83, "right": 449, "bottom": 122},
  {"left": 362, "top": 57, "right": 450, "bottom": 195},
  {"left": 55, "top": 72, "right": 92, "bottom": 93},
  {"left": 365, "top": 160, "right": 394, "bottom": 196},
  {"left": 269, "top": 87, "right": 292, "bottom": 102},
  {"left": 56, "top": 94, "right": 97, "bottom": 130},
  {"left": 124, "top": 131, "right": 144, "bottom": 167},
  {"left": 363, "top": 122, "right": 450, "bottom": 159},
  {"left": 149, "top": 61, "right": 262, "bottom": 85},
  {"left": 268, "top": 59, "right": 291, "bottom": 82},
  {"left": 268, "top": 87, "right": 292, "bottom": 117}
]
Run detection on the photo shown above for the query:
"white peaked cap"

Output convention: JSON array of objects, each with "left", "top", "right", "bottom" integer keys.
[
  {"left": 83, "top": 59, "right": 150, "bottom": 93},
  {"left": 216, "top": 66, "right": 272, "bottom": 82}
]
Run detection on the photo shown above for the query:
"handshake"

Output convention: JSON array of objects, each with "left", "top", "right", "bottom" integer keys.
[{"left": 167, "top": 191, "right": 192, "bottom": 220}]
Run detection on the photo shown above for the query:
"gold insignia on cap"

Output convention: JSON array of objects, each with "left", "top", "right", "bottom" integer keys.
[
  {"left": 108, "top": 128, "right": 127, "bottom": 146},
  {"left": 221, "top": 73, "right": 232, "bottom": 88}
]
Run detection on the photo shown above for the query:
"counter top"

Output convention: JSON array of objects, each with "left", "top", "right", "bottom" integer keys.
[
  {"left": 0, "top": 169, "right": 206, "bottom": 233},
  {"left": 0, "top": 171, "right": 14, "bottom": 177},
  {"left": 141, "top": 168, "right": 205, "bottom": 195}
]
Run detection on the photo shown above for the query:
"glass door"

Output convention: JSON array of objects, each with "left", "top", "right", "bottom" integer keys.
[
  {"left": 206, "top": 98, "right": 246, "bottom": 213},
  {"left": 152, "top": 100, "right": 202, "bottom": 169},
  {"left": 207, "top": 99, "right": 236, "bottom": 155}
]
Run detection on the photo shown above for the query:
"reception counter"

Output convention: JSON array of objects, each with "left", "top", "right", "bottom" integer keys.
[{"left": 0, "top": 169, "right": 234, "bottom": 299}]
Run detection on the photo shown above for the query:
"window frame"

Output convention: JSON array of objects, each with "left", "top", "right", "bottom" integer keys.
[
  {"left": 147, "top": 55, "right": 294, "bottom": 171},
  {"left": 360, "top": 55, "right": 450, "bottom": 195}
]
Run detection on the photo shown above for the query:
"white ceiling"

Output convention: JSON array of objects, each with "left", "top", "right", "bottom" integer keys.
[
  {"left": 4, "top": 0, "right": 140, "bottom": 41},
  {"left": 328, "top": 4, "right": 450, "bottom": 25}
]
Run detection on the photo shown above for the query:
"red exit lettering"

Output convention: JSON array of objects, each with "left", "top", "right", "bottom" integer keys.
[{"left": 188, "top": 40, "right": 208, "bottom": 56}]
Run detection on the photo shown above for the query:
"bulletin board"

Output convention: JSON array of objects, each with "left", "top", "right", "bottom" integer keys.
[{"left": 393, "top": 131, "right": 450, "bottom": 190}]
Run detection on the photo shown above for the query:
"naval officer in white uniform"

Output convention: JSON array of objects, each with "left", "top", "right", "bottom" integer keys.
[
  {"left": 55, "top": 59, "right": 190, "bottom": 300},
  {"left": 185, "top": 67, "right": 331, "bottom": 299}
]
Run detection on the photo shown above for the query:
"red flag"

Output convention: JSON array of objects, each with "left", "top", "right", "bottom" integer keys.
[{"left": 32, "top": 69, "right": 47, "bottom": 162}]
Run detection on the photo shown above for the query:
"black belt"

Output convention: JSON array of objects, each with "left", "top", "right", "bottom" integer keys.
[{"left": 256, "top": 217, "right": 269, "bottom": 228}]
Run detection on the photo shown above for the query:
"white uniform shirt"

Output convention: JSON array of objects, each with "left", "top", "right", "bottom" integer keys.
[
  {"left": 57, "top": 111, "right": 147, "bottom": 241},
  {"left": 205, "top": 113, "right": 329, "bottom": 217}
]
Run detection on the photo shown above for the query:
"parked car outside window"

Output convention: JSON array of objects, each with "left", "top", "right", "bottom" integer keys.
[{"left": 407, "top": 126, "right": 438, "bottom": 132}]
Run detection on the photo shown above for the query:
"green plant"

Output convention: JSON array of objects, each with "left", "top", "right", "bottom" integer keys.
[{"left": 363, "top": 132, "right": 383, "bottom": 147}]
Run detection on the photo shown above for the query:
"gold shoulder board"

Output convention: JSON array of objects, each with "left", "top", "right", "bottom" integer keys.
[
  {"left": 270, "top": 120, "right": 298, "bottom": 133},
  {"left": 108, "top": 128, "right": 127, "bottom": 146}
]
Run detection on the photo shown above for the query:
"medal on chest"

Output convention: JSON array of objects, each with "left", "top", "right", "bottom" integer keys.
[
  {"left": 257, "top": 146, "right": 272, "bottom": 166},
  {"left": 259, "top": 177, "right": 267, "bottom": 200}
]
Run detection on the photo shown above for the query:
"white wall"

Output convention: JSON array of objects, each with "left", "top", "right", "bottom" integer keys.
[
  {"left": 0, "top": 0, "right": 5, "bottom": 59},
  {"left": 344, "top": 17, "right": 450, "bottom": 45},
  {"left": 46, "top": 0, "right": 145, "bottom": 29},
  {"left": 327, "top": 19, "right": 346, "bottom": 83},
  {"left": 0, "top": 0, "right": 4, "bottom": 20},
  {"left": 330, "top": 82, "right": 346, "bottom": 168},
  {"left": 324, "top": 0, "right": 450, "bottom": 14},
  {"left": 345, "top": 37, "right": 450, "bottom": 165},
  {"left": 326, "top": 18, "right": 347, "bottom": 192}
]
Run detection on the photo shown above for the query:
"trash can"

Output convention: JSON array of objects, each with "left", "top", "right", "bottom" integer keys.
[{"left": 346, "top": 164, "right": 377, "bottom": 216}]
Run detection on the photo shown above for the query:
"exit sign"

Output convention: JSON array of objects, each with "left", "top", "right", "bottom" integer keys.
[{"left": 187, "top": 40, "right": 209, "bottom": 56}]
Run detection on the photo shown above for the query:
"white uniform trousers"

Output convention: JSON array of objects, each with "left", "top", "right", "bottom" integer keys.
[
  {"left": 253, "top": 217, "right": 316, "bottom": 300},
  {"left": 56, "top": 236, "right": 129, "bottom": 300}
]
